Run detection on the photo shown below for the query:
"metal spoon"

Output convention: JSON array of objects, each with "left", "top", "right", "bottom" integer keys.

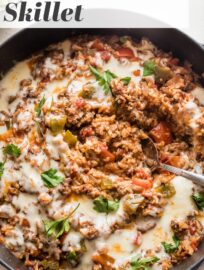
[
  {"left": 0, "top": 244, "right": 28, "bottom": 270},
  {"left": 142, "top": 138, "right": 204, "bottom": 187}
]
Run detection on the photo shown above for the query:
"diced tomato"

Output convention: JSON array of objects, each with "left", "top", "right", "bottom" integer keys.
[
  {"left": 168, "top": 156, "right": 183, "bottom": 168},
  {"left": 100, "top": 145, "right": 115, "bottom": 162},
  {"left": 100, "top": 51, "right": 111, "bottom": 62},
  {"left": 75, "top": 98, "right": 85, "bottom": 108},
  {"left": 91, "top": 39, "right": 105, "bottom": 51},
  {"left": 133, "top": 69, "right": 141, "bottom": 76},
  {"left": 116, "top": 47, "right": 134, "bottom": 58},
  {"left": 80, "top": 127, "right": 93, "bottom": 137},
  {"left": 130, "top": 56, "right": 141, "bottom": 62},
  {"left": 168, "top": 57, "right": 179, "bottom": 66},
  {"left": 132, "top": 178, "right": 153, "bottom": 189},
  {"left": 160, "top": 153, "right": 183, "bottom": 168},
  {"left": 136, "top": 169, "right": 152, "bottom": 180},
  {"left": 150, "top": 122, "right": 173, "bottom": 145}
]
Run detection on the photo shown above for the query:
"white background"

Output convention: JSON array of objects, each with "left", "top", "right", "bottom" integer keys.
[
  {"left": 0, "top": 0, "right": 203, "bottom": 43},
  {"left": 83, "top": 0, "right": 204, "bottom": 43}
]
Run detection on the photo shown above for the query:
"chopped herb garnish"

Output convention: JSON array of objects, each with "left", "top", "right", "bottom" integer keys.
[
  {"left": 127, "top": 255, "right": 159, "bottom": 270},
  {"left": 44, "top": 203, "right": 80, "bottom": 238},
  {"left": 89, "top": 65, "right": 117, "bottom": 95},
  {"left": 192, "top": 192, "right": 204, "bottom": 210},
  {"left": 3, "top": 144, "right": 21, "bottom": 158},
  {"left": 67, "top": 251, "right": 78, "bottom": 267},
  {"left": 41, "top": 168, "right": 64, "bottom": 188},
  {"left": 0, "top": 162, "right": 4, "bottom": 179},
  {"left": 35, "top": 96, "right": 46, "bottom": 117},
  {"left": 93, "top": 196, "right": 119, "bottom": 214},
  {"left": 143, "top": 60, "right": 172, "bottom": 84},
  {"left": 121, "top": 77, "right": 131, "bottom": 85},
  {"left": 143, "top": 60, "right": 156, "bottom": 77},
  {"left": 162, "top": 235, "right": 180, "bottom": 254},
  {"left": 44, "top": 217, "right": 70, "bottom": 238}
]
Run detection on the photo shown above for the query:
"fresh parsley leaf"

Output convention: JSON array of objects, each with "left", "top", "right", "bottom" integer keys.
[
  {"left": 67, "top": 251, "right": 79, "bottom": 267},
  {"left": 104, "top": 70, "right": 117, "bottom": 81},
  {"left": 41, "top": 168, "right": 64, "bottom": 188},
  {"left": 44, "top": 217, "right": 70, "bottom": 238},
  {"left": 44, "top": 203, "right": 80, "bottom": 238},
  {"left": 121, "top": 77, "right": 131, "bottom": 85},
  {"left": 143, "top": 60, "right": 156, "bottom": 77},
  {"left": 89, "top": 65, "right": 103, "bottom": 81},
  {"left": 3, "top": 144, "right": 21, "bottom": 158},
  {"left": 89, "top": 65, "right": 117, "bottom": 95},
  {"left": 192, "top": 192, "right": 204, "bottom": 210},
  {"left": 0, "top": 162, "right": 4, "bottom": 179},
  {"left": 128, "top": 255, "right": 159, "bottom": 270},
  {"left": 162, "top": 235, "right": 180, "bottom": 254},
  {"left": 35, "top": 96, "right": 46, "bottom": 117},
  {"left": 93, "top": 196, "right": 119, "bottom": 214}
]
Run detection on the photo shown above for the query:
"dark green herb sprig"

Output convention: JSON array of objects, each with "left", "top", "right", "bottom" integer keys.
[
  {"left": 162, "top": 235, "right": 180, "bottom": 254},
  {"left": 44, "top": 203, "right": 80, "bottom": 238},
  {"left": 93, "top": 196, "right": 119, "bottom": 214},
  {"left": 41, "top": 168, "right": 64, "bottom": 188},
  {"left": 3, "top": 144, "right": 21, "bottom": 158},
  {"left": 192, "top": 192, "right": 204, "bottom": 210},
  {"left": 143, "top": 60, "right": 156, "bottom": 76},
  {"left": 127, "top": 255, "right": 159, "bottom": 270},
  {"left": 35, "top": 96, "right": 46, "bottom": 117},
  {"left": 90, "top": 66, "right": 131, "bottom": 95},
  {"left": 121, "top": 77, "right": 131, "bottom": 85},
  {"left": 89, "top": 65, "right": 117, "bottom": 95}
]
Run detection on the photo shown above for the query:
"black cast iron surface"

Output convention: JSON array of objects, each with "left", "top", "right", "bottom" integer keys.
[{"left": 0, "top": 26, "right": 204, "bottom": 270}]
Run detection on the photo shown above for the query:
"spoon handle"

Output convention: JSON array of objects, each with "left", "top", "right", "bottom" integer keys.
[{"left": 160, "top": 163, "right": 204, "bottom": 187}]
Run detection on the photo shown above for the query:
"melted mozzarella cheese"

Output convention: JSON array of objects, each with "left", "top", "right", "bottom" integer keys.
[
  {"left": 12, "top": 193, "right": 44, "bottom": 233},
  {"left": 0, "top": 61, "right": 31, "bottom": 111},
  {"left": 45, "top": 131, "right": 69, "bottom": 160},
  {"left": 185, "top": 100, "right": 202, "bottom": 128},
  {"left": 0, "top": 38, "right": 203, "bottom": 270},
  {"left": 62, "top": 231, "right": 82, "bottom": 251},
  {"left": 138, "top": 176, "right": 195, "bottom": 253},
  {"left": 43, "top": 77, "right": 69, "bottom": 98},
  {"left": 20, "top": 162, "right": 44, "bottom": 192},
  {"left": 192, "top": 86, "right": 204, "bottom": 105},
  {"left": 0, "top": 125, "right": 7, "bottom": 134},
  {"left": 5, "top": 226, "right": 25, "bottom": 248},
  {"left": 102, "top": 227, "right": 137, "bottom": 267},
  {"left": 103, "top": 57, "right": 143, "bottom": 85},
  {"left": 53, "top": 195, "right": 128, "bottom": 235}
]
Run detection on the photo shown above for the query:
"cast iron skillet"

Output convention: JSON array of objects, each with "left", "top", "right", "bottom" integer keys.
[{"left": 0, "top": 16, "right": 204, "bottom": 270}]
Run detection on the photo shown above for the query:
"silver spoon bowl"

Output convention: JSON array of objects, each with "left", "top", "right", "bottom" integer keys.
[{"left": 142, "top": 137, "right": 204, "bottom": 187}]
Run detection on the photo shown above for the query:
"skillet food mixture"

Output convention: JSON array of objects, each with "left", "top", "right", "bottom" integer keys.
[{"left": 0, "top": 35, "right": 204, "bottom": 270}]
